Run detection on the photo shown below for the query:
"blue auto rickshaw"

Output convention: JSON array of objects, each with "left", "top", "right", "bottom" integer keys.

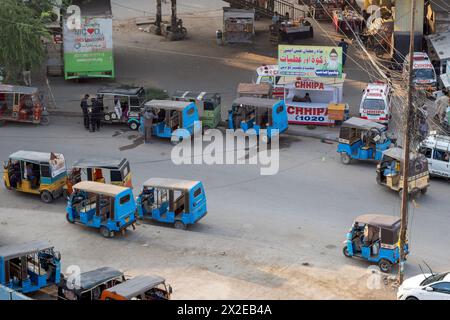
[
  {"left": 337, "top": 117, "right": 393, "bottom": 165},
  {"left": 228, "top": 97, "right": 288, "bottom": 140},
  {"left": 0, "top": 241, "right": 61, "bottom": 293},
  {"left": 140, "top": 100, "right": 201, "bottom": 143},
  {"left": 66, "top": 181, "right": 137, "bottom": 238},
  {"left": 136, "top": 178, "right": 207, "bottom": 230},
  {"left": 343, "top": 214, "right": 408, "bottom": 273}
]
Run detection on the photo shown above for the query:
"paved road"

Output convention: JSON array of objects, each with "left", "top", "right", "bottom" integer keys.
[{"left": 0, "top": 118, "right": 448, "bottom": 298}]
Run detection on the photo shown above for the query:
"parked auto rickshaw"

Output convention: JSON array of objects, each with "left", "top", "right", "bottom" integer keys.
[
  {"left": 140, "top": 100, "right": 201, "bottom": 143},
  {"left": 343, "top": 214, "right": 407, "bottom": 273},
  {"left": 97, "top": 86, "right": 146, "bottom": 130},
  {"left": 0, "top": 84, "right": 49, "bottom": 125},
  {"left": 337, "top": 117, "right": 393, "bottom": 164},
  {"left": 136, "top": 178, "right": 207, "bottom": 230},
  {"left": 3, "top": 151, "right": 67, "bottom": 203},
  {"left": 66, "top": 181, "right": 137, "bottom": 238},
  {"left": 237, "top": 83, "right": 272, "bottom": 98},
  {"left": 100, "top": 275, "right": 172, "bottom": 300},
  {"left": 172, "top": 91, "right": 221, "bottom": 132},
  {"left": 376, "top": 148, "right": 430, "bottom": 197},
  {"left": 58, "top": 267, "right": 125, "bottom": 300},
  {"left": 228, "top": 97, "right": 289, "bottom": 140},
  {"left": 64, "top": 157, "right": 132, "bottom": 197},
  {"left": 0, "top": 241, "right": 61, "bottom": 293}
]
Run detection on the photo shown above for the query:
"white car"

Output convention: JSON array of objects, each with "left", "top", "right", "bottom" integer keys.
[{"left": 397, "top": 272, "right": 450, "bottom": 300}]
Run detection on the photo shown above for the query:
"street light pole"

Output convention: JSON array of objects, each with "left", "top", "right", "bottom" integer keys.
[{"left": 398, "top": 0, "right": 416, "bottom": 284}]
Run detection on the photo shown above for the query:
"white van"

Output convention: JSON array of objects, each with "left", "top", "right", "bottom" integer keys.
[
  {"left": 359, "top": 82, "right": 391, "bottom": 124},
  {"left": 404, "top": 52, "right": 438, "bottom": 92},
  {"left": 419, "top": 133, "right": 450, "bottom": 178}
]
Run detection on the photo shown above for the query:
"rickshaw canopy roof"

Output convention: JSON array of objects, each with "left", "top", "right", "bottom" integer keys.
[
  {"left": 73, "top": 181, "right": 129, "bottom": 197},
  {"left": 72, "top": 157, "right": 127, "bottom": 169},
  {"left": 143, "top": 178, "right": 200, "bottom": 191},
  {"left": 233, "top": 97, "right": 280, "bottom": 109},
  {"left": 97, "top": 86, "right": 144, "bottom": 96},
  {"left": 72, "top": 267, "right": 123, "bottom": 292},
  {"left": 145, "top": 100, "right": 192, "bottom": 111},
  {"left": 0, "top": 241, "right": 53, "bottom": 260},
  {"left": 105, "top": 275, "right": 166, "bottom": 299},
  {"left": 237, "top": 83, "right": 272, "bottom": 96},
  {"left": 0, "top": 84, "right": 38, "bottom": 95},
  {"left": 342, "top": 117, "right": 386, "bottom": 131},
  {"left": 9, "top": 150, "right": 62, "bottom": 164},
  {"left": 355, "top": 214, "right": 400, "bottom": 230},
  {"left": 382, "top": 148, "right": 421, "bottom": 162}
]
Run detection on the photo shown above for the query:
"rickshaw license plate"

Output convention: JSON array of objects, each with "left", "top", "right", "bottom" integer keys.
[{"left": 125, "top": 217, "right": 130, "bottom": 223}]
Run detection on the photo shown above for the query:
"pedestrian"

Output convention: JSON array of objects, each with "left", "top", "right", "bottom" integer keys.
[
  {"left": 22, "top": 63, "right": 32, "bottom": 86},
  {"left": 92, "top": 98, "right": 102, "bottom": 131},
  {"left": 338, "top": 38, "right": 349, "bottom": 66},
  {"left": 434, "top": 89, "right": 449, "bottom": 125},
  {"left": 284, "top": 12, "right": 290, "bottom": 22},
  {"left": 80, "top": 94, "right": 90, "bottom": 129},
  {"left": 143, "top": 107, "right": 157, "bottom": 143},
  {"left": 272, "top": 11, "right": 279, "bottom": 25}
]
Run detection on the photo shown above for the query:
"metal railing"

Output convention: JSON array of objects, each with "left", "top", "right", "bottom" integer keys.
[{"left": 224, "top": 0, "right": 307, "bottom": 20}]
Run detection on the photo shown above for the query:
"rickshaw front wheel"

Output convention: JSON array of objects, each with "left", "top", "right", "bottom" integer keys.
[
  {"left": 378, "top": 259, "right": 392, "bottom": 273},
  {"left": 66, "top": 214, "right": 75, "bottom": 224},
  {"left": 40, "top": 191, "right": 53, "bottom": 203},
  {"left": 340, "top": 153, "right": 351, "bottom": 165},
  {"left": 129, "top": 122, "right": 139, "bottom": 131},
  {"left": 343, "top": 246, "right": 351, "bottom": 258},
  {"left": 100, "top": 226, "right": 112, "bottom": 238}
]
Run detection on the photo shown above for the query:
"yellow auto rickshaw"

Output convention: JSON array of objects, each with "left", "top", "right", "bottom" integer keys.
[{"left": 3, "top": 151, "right": 67, "bottom": 203}]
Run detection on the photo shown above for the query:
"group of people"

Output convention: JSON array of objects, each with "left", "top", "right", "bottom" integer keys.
[
  {"left": 80, "top": 94, "right": 102, "bottom": 132},
  {"left": 7, "top": 161, "right": 39, "bottom": 189}
]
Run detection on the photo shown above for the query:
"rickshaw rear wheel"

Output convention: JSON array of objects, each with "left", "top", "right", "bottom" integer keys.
[
  {"left": 343, "top": 246, "right": 351, "bottom": 258},
  {"left": 174, "top": 221, "right": 187, "bottom": 230},
  {"left": 40, "top": 191, "right": 53, "bottom": 203},
  {"left": 420, "top": 187, "right": 428, "bottom": 195},
  {"left": 340, "top": 153, "right": 351, "bottom": 165},
  {"left": 100, "top": 226, "right": 112, "bottom": 238},
  {"left": 405, "top": 296, "right": 418, "bottom": 300},
  {"left": 40, "top": 116, "right": 50, "bottom": 126},
  {"left": 378, "top": 259, "right": 392, "bottom": 273},
  {"left": 129, "top": 121, "right": 139, "bottom": 131}
]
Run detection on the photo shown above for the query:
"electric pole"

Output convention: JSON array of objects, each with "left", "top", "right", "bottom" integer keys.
[
  {"left": 156, "top": 0, "right": 162, "bottom": 35},
  {"left": 398, "top": 0, "right": 416, "bottom": 284}
]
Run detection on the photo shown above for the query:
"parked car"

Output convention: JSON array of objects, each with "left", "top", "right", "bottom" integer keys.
[{"left": 397, "top": 272, "right": 450, "bottom": 300}]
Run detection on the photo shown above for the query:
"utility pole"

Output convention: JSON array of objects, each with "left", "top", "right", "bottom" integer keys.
[
  {"left": 171, "top": 0, "right": 177, "bottom": 32},
  {"left": 398, "top": 0, "right": 416, "bottom": 284},
  {"left": 156, "top": 0, "right": 162, "bottom": 35}
]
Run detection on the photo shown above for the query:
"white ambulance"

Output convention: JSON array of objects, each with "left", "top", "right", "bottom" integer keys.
[
  {"left": 419, "top": 133, "right": 450, "bottom": 179},
  {"left": 359, "top": 81, "right": 391, "bottom": 124},
  {"left": 404, "top": 52, "right": 438, "bottom": 92}
]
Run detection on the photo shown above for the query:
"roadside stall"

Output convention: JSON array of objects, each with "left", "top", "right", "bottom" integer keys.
[
  {"left": 284, "top": 78, "right": 348, "bottom": 125},
  {"left": 310, "top": 0, "right": 342, "bottom": 21},
  {"left": 332, "top": 9, "right": 364, "bottom": 34},
  {"left": 223, "top": 8, "right": 255, "bottom": 44}
]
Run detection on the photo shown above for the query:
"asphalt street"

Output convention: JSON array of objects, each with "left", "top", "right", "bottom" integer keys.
[{"left": 0, "top": 118, "right": 448, "bottom": 298}]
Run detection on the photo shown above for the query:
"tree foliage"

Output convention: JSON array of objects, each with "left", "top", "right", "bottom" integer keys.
[{"left": 0, "top": 0, "right": 54, "bottom": 82}]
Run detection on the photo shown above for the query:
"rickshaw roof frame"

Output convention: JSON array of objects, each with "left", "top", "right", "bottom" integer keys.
[
  {"left": 145, "top": 100, "right": 193, "bottom": 111},
  {"left": 96, "top": 86, "right": 145, "bottom": 97},
  {"left": 67, "top": 267, "right": 123, "bottom": 293},
  {"left": 172, "top": 90, "right": 219, "bottom": 102},
  {"left": 354, "top": 214, "right": 401, "bottom": 230},
  {"left": 104, "top": 275, "right": 166, "bottom": 299},
  {"left": 342, "top": 117, "right": 386, "bottom": 131},
  {"left": 143, "top": 178, "right": 200, "bottom": 191},
  {"left": 0, "top": 84, "right": 39, "bottom": 95},
  {"left": 9, "top": 150, "right": 63, "bottom": 164},
  {"left": 72, "top": 181, "right": 130, "bottom": 197},
  {"left": 232, "top": 97, "right": 281, "bottom": 109},
  {"left": 0, "top": 241, "right": 54, "bottom": 260},
  {"left": 72, "top": 157, "right": 127, "bottom": 170}
]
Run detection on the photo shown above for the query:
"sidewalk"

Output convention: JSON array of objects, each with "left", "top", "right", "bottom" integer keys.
[{"left": 285, "top": 125, "right": 340, "bottom": 142}]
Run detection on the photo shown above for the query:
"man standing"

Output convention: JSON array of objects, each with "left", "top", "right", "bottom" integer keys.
[
  {"left": 92, "top": 98, "right": 103, "bottom": 131},
  {"left": 434, "top": 89, "right": 449, "bottom": 128},
  {"left": 338, "top": 38, "right": 349, "bottom": 67},
  {"left": 80, "top": 94, "right": 90, "bottom": 129},
  {"left": 143, "top": 107, "right": 157, "bottom": 143}
]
